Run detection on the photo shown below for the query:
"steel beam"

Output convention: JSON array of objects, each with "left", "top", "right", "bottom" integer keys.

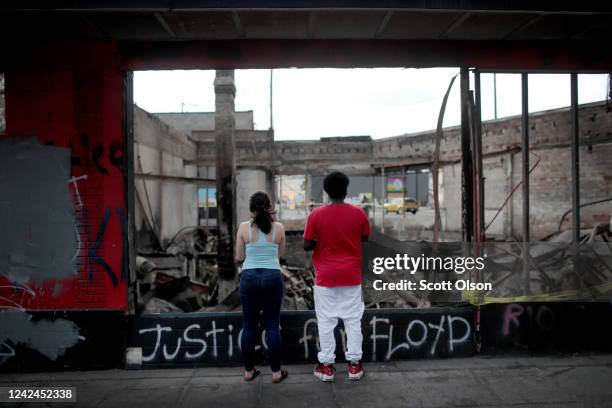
[
  {"left": 570, "top": 73, "right": 581, "bottom": 242},
  {"left": 440, "top": 12, "right": 471, "bottom": 39},
  {"left": 2, "top": 0, "right": 611, "bottom": 13},
  {"left": 375, "top": 11, "right": 394, "bottom": 38},
  {"left": 521, "top": 72, "right": 530, "bottom": 294},
  {"left": 123, "top": 70, "right": 137, "bottom": 313},
  {"left": 474, "top": 70, "right": 484, "bottom": 242},
  {"left": 116, "top": 40, "right": 612, "bottom": 72},
  {"left": 460, "top": 67, "right": 473, "bottom": 243},
  {"left": 134, "top": 173, "right": 215, "bottom": 185},
  {"left": 231, "top": 11, "right": 244, "bottom": 38},
  {"left": 153, "top": 12, "right": 176, "bottom": 37}
]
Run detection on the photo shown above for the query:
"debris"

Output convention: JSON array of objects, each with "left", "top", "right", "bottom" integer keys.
[
  {"left": 136, "top": 256, "right": 156, "bottom": 276},
  {"left": 170, "top": 287, "right": 203, "bottom": 312},
  {"left": 143, "top": 297, "right": 182, "bottom": 313},
  {"left": 135, "top": 225, "right": 440, "bottom": 313},
  {"left": 153, "top": 276, "right": 191, "bottom": 301},
  {"left": 281, "top": 265, "right": 314, "bottom": 309}
]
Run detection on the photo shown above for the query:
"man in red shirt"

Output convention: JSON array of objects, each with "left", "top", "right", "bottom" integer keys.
[{"left": 304, "top": 171, "right": 371, "bottom": 382}]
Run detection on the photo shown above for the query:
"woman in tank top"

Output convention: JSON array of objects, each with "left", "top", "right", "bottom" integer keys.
[{"left": 235, "top": 191, "right": 288, "bottom": 383}]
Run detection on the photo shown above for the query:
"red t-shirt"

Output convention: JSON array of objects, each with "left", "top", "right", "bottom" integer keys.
[{"left": 304, "top": 203, "right": 371, "bottom": 287}]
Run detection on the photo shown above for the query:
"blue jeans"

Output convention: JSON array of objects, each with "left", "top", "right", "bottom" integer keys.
[{"left": 240, "top": 268, "right": 283, "bottom": 372}]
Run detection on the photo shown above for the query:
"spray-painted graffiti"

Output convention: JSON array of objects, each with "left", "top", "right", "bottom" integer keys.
[
  {"left": 501, "top": 303, "right": 555, "bottom": 337},
  {"left": 480, "top": 302, "right": 612, "bottom": 353},
  {"left": 57, "top": 133, "right": 124, "bottom": 176},
  {"left": 0, "top": 138, "right": 126, "bottom": 311},
  {"left": 0, "top": 311, "right": 83, "bottom": 366},
  {"left": 129, "top": 308, "right": 475, "bottom": 367},
  {"left": 0, "top": 310, "right": 125, "bottom": 371},
  {"left": 68, "top": 173, "right": 126, "bottom": 287}
]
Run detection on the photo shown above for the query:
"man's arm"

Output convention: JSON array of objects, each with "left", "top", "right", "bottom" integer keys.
[
  {"left": 303, "top": 210, "right": 317, "bottom": 252},
  {"left": 361, "top": 211, "right": 371, "bottom": 243},
  {"left": 303, "top": 239, "right": 316, "bottom": 251}
]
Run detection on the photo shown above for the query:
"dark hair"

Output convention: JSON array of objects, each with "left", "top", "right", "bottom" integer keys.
[
  {"left": 323, "top": 171, "right": 349, "bottom": 200},
  {"left": 249, "top": 191, "right": 275, "bottom": 234}
]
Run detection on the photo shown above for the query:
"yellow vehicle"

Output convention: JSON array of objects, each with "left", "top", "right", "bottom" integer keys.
[{"left": 384, "top": 197, "right": 419, "bottom": 214}]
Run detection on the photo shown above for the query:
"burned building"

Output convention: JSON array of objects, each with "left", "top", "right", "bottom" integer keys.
[
  {"left": 1, "top": 2, "right": 612, "bottom": 372},
  {"left": 130, "top": 70, "right": 612, "bottom": 313}
]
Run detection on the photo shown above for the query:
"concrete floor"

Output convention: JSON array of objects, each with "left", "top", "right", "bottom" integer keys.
[{"left": 2, "top": 354, "right": 611, "bottom": 407}]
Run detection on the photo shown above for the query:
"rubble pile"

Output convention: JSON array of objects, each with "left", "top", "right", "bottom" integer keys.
[
  {"left": 480, "top": 223, "right": 612, "bottom": 299},
  {"left": 137, "top": 227, "right": 218, "bottom": 313},
  {"left": 280, "top": 265, "right": 315, "bottom": 310},
  {"left": 135, "top": 220, "right": 612, "bottom": 313},
  {"left": 136, "top": 226, "right": 320, "bottom": 313}
]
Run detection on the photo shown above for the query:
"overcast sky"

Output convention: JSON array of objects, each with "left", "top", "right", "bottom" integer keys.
[{"left": 134, "top": 69, "right": 609, "bottom": 141}]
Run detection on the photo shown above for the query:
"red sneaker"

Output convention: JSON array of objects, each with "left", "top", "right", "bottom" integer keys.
[
  {"left": 347, "top": 361, "right": 364, "bottom": 381},
  {"left": 314, "top": 363, "right": 335, "bottom": 382}
]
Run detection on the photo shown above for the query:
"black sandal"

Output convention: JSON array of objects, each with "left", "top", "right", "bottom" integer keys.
[
  {"left": 272, "top": 369, "right": 289, "bottom": 384},
  {"left": 244, "top": 369, "right": 261, "bottom": 382}
]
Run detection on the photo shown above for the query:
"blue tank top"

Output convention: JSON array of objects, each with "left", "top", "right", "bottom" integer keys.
[{"left": 242, "top": 221, "right": 281, "bottom": 270}]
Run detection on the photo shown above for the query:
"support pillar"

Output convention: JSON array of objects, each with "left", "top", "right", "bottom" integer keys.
[
  {"left": 215, "top": 70, "right": 237, "bottom": 281},
  {"left": 460, "top": 68, "right": 474, "bottom": 243},
  {"left": 521, "top": 72, "right": 530, "bottom": 294},
  {"left": 570, "top": 73, "right": 580, "bottom": 242}
]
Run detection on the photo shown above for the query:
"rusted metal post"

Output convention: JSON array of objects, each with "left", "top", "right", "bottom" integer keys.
[
  {"left": 433, "top": 73, "right": 457, "bottom": 243},
  {"left": 205, "top": 186, "right": 209, "bottom": 227},
  {"left": 570, "top": 73, "right": 580, "bottom": 243},
  {"left": 474, "top": 69, "right": 484, "bottom": 243},
  {"left": 214, "top": 70, "right": 237, "bottom": 281},
  {"left": 123, "top": 70, "right": 137, "bottom": 314},
  {"left": 521, "top": 72, "right": 530, "bottom": 294},
  {"left": 460, "top": 68, "right": 473, "bottom": 243},
  {"left": 371, "top": 171, "right": 375, "bottom": 225},
  {"left": 381, "top": 165, "right": 385, "bottom": 234},
  {"left": 278, "top": 174, "right": 283, "bottom": 219}
]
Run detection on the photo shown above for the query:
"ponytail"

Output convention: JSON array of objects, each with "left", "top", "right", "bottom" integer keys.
[{"left": 249, "top": 191, "right": 275, "bottom": 234}]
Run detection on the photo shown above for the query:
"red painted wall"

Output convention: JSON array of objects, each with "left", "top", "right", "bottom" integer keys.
[{"left": 2, "top": 47, "right": 127, "bottom": 310}]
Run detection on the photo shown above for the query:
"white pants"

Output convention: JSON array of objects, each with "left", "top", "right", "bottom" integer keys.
[{"left": 314, "top": 284, "right": 365, "bottom": 364}]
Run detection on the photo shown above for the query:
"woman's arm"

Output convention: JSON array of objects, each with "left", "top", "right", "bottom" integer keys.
[
  {"left": 235, "top": 223, "right": 246, "bottom": 263},
  {"left": 277, "top": 222, "right": 286, "bottom": 258}
]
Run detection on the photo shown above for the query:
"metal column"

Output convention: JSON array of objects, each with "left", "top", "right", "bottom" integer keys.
[
  {"left": 460, "top": 68, "right": 474, "bottom": 242},
  {"left": 278, "top": 174, "right": 283, "bottom": 219},
  {"left": 521, "top": 73, "right": 530, "bottom": 294},
  {"left": 381, "top": 165, "right": 385, "bottom": 234},
  {"left": 474, "top": 70, "right": 484, "bottom": 242},
  {"left": 570, "top": 73, "right": 581, "bottom": 242},
  {"left": 123, "top": 70, "right": 137, "bottom": 313},
  {"left": 371, "top": 171, "right": 376, "bottom": 225}
]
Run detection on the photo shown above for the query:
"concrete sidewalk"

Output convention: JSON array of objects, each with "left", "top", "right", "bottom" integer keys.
[{"left": 1, "top": 355, "right": 611, "bottom": 408}]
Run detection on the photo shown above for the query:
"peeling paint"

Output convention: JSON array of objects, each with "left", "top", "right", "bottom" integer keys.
[
  {"left": 0, "top": 311, "right": 81, "bottom": 361},
  {"left": 0, "top": 138, "right": 76, "bottom": 283}
]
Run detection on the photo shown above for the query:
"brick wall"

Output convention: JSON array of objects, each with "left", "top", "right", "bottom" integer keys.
[
  {"left": 195, "top": 101, "right": 611, "bottom": 238},
  {"left": 2, "top": 50, "right": 127, "bottom": 310},
  {"left": 512, "top": 142, "right": 612, "bottom": 239}
]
